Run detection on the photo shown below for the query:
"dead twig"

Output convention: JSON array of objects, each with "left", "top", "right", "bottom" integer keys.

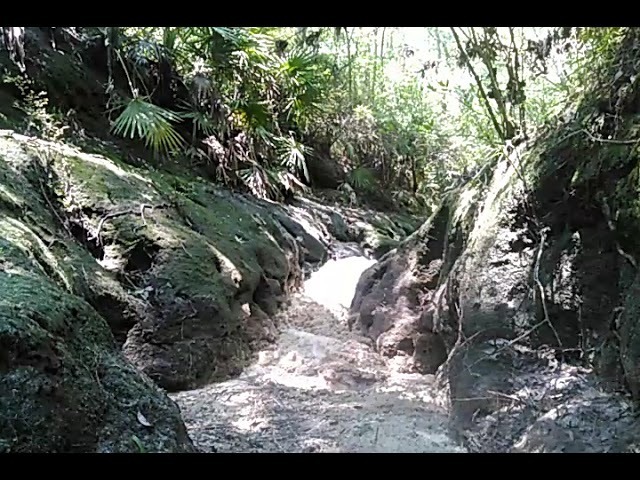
[
  {"left": 503, "top": 142, "right": 530, "bottom": 193},
  {"left": 555, "top": 128, "right": 640, "bottom": 148},
  {"left": 179, "top": 241, "right": 193, "bottom": 258},
  {"left": 38, "top": 179, "right": 73, "bottom": 238},
  {"left": 93, "top": 203, "right": 169, "bottom": 245},
  {"left": 533, "top": 227, "right": 563, "bottom": 350},
  {"left": 453, "top": 390, "right": 530, "bottom": 409},
  {"left": 581, "top": 128, "right": 640, "bottom": 145},
  {"left": 486, "top": 389, "right": 531, "bottom": 407}
]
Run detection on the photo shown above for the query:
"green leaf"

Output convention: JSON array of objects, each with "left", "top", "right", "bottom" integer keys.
[
  {"left": 131, "top": 435, "right": 146, "bottom": 453},
  {"left": 111, "top": 97, "right": 185, "bottom": 155}
]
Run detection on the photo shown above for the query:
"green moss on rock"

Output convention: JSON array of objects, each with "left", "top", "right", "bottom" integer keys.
[{"left": 0, "top": 134, "right": 194, "bottom": 452}]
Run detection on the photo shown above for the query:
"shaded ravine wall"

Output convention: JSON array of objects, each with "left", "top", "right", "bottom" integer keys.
[{"left": 350, "top": 28, "right": 640, "bottom": 452}]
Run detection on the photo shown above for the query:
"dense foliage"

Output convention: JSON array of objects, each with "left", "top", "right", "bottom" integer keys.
[{"left": 0, "top": 26, "right": 629, "bottom": 214}]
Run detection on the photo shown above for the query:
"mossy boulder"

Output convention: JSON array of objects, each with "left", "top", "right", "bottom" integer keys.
[
  {"left": 0, "top": 125, "right": 417, "bottom": 402},
  {"left": 0, "top": 27, "right": 421, "bottom": 451},
  {"left": 20, "top": 135, "right": 305, "bottom": 391},
  {"left": 0, "top": 136, "right": 194, "bottom": 452}
]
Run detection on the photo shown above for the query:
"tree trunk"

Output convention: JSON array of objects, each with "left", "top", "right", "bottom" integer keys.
[{"left": 450, "top": 27, "right": 505, "bottom": 142}]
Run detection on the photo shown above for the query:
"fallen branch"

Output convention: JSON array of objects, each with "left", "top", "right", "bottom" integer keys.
[
  {"left": 533, "top": 227, "right": 563, "bottom": 350},
  {"left": 599, "top": 194, "right": 638, "bottom": 269},
  {"left": 93, "top": 203, "right": 169, "bottom": 245}
]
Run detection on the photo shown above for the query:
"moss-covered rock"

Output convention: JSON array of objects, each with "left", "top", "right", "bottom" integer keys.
[
  {"left": 0, "top": 137, "right": 194, "bottom": 452},
  {"left": 0, "top": 123, "right": 418, "bottom": 402},
  {"left": 0, "top": 27, "right": 421, "bottom": 451},
  {"left": 17, "top": 135, "right": 306, "bottom": 391}
]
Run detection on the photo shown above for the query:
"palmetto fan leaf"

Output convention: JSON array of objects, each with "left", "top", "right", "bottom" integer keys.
[
  {"left": 178, "top": 100, "right": 217, "bottom": 137},
  {"left": 348, "top": 166, "right": 376, "bottom": 190},
  {"left": 276, "top": 47, "right": 329, "bottom": 126},
  {"left": 276, "top": 135, "right": 310, "bottom": 181},
  {"left": 182, "top": 27, "right": 268, "bottom": 71},
  {"left": 111, "top": 97, "right": 185, "bottom": 155},
  {"left": 184, "top": 111, "right": 216, "bottom": 136},
  {"left": 279, "top": 48, "right": 317, "bottom": 74}
]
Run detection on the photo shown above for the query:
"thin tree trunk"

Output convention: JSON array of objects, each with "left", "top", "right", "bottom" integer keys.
[
  {"left": 509, "top": 27, "right": 526, "bottom": 137},
  {"left": 435, "top": 28, "right": 442, "bottom": 60},
  {"left": 375, "top": 27, "right": 386, "bottom": 103},
  {"left": 345, "top": 29, "right": 353, "bottom": 102},
  {"left": 370, "top": 28, "right": 378, "bottom": 102},
  {"left": 450, "top": 27, "right": 505, "bottom": 141},
  {"left": 471, "top": 28, "right": 514, "bottom": 140},
  {"left": 352, "top": 28, "right": 360, "bottom": 101},
  {"left": 371, "top": 27, "right": 387, "bottom": 101}
]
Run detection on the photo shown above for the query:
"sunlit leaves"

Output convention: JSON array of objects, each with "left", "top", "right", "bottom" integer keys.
[
  {"left": 276, "top": 135, "right": 310, "bottom": 181},
  {"left": 276, "top": 48, "right": 333, "bottom": 128},
  {"left": 111, "top": 97, "right": 184, "bottom": 155}
]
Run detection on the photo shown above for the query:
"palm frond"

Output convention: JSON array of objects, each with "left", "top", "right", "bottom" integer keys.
[
  {"left": 276, "top": 48, "right": 332, "bottom": 127},
  {"left": 254, "top": 126, "right": 276, "bottom": 147},
  {"left": 276, "top": 135, "right": 310, "bottom": 181},
  {"left": 180, "top": 106, "right": 216, "bottom": 136},
  {"left": 348, "top": 166, "right": 376, "bottom": 190},
  {"left": 239, "top": 100, "right": 272, "bottom": 131},
  {"left": 162, "top": 27, "right": 180, "bottom": 50},
  {"left": 270, "top": 169, "right": 309, "bottom": 193},
  {"left": 111, "top": 97, "right": 185, "bottom": 155},
  {"left": 238, "top": 165, "right": 279, "bottom": 199}
]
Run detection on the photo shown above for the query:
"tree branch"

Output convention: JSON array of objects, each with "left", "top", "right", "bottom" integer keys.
[{"left": 451, "top": 27, "right": 505, "bottom": 142}]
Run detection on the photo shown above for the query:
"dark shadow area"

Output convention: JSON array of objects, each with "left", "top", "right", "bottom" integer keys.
[
  {"left": 449, "top": 343, "right": 640, "bottom": 453},
  {"left": 68, "top": 220, "right": 105, "bottom": 261},
  {"left": 122, "top": 239, "right": 160, "bottom": 281}
]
